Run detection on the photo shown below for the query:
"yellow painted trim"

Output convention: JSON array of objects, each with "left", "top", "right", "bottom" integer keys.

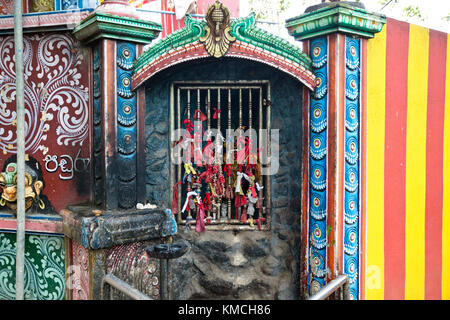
[
  {"left": 366, "top": 25, "right": 386, "bottom": 300},
  {"left": 442, "top": 34, "right": 450, "bottom": 300},
  {"left": 404, "top": 24, "right": 429, "bottom": 300}
]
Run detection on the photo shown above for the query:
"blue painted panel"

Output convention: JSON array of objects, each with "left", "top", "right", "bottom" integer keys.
[
  {"left": 310, "top": 96, "right": 327, "bottom": 133},
  {"left": 343, "top": 35, "right": 361, "bottom": 300},
  {"left": 308, "top": 36, "right": 328, "bottom": 296}
]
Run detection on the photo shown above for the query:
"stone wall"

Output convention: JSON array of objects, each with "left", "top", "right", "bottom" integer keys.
[{"left": 144, "top": 58, "right": 304, "bottom": 299}]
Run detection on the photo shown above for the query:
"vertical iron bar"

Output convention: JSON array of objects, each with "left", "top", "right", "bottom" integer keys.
[
  {"left": 194, "top": 89, "right": 201, "bottom": 223},
  {"left": 237, "top": 89, "right": 242, "bottom": 221},
  {"left": 186, "top": 90, "right": 192, "bottom": 221},
  {"left": 227, "top": 89, "right": 232, "bottom": 220},
  {"left": 249, "top": 89, "right": 252, "bottom": 138},
  {"left": 197, "top": 89, "right": 200, "bottom": 117},
  {"left": 207, "top": 89, "right": 211, "bottom": 133},
  {"left": 258, "top": 87, "right": 264, "bottom": 222},
  {"left": 177, "top": 88, "right": 181, "bottom": 223},
  {"left": 266, "top": 84, "right": 271, "bottom": 229},
  {"left": 160, "top": 259, "right": 168, "bottom": 300},
  {"left": 239, "top": 89, "right": 242, "bottom": 130},
  {"left": 187, "top": 89, "right": 191, "bottom": 120},
  {"left": 206, "top": 89, "right": 211, "bottom": 219},
  {"left": 217, "top": 89, "right": 222, "bottom": 219},
  {"left": 14, "top": 0, "right": 26, "bottom": 301},
  {"left": 216, "top": 88, "right": 221, "bottom": 164},
  {"left": 170, "top": 83, "right": 175, "bottom": 220},
  {"left": 110, "top": 286, "right": 114, "bottom": 300}
]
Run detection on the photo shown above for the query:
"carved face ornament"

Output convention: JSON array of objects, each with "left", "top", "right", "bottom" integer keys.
[{"left": 0, "top": 162, "right": 45, "bottom": 211}]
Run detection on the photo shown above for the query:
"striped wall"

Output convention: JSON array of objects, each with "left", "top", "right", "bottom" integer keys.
[{"left": 365, "top": 17, "right": 450, "bottom": 300}]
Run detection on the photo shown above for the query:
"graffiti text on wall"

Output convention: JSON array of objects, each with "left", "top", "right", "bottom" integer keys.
[{"left": 44, "top": 149, "right": 90, "bottom": 180}]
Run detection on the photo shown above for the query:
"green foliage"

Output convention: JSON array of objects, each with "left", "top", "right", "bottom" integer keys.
[
  {"left": 378, "top": 0, "right": 425, "bottom": 22},
  {"left": 403, "top": 5, "right": 424, "bottom": 21}
]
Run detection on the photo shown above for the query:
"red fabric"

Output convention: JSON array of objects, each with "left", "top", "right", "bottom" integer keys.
[
  {"left": 171, "top": 181, "right": 183, "bottom": 215},
  {"left": 213, "top": 108, "right": 221, "bottom": 119},
  {"left": 234, "top": 194, "right": 246, "bottom": 208},
  {"left": 196, "top": 206, "right": 205, "bottom": 233},
  {"left": 202, "top": 141, "right": 214, "bottom": 165},
  {"left": 193, "top": 109, "right": 207, "bottom": 121},
  {"left": 254, "top": 217, "right": 266, "bottom": 230},
  {"left": 240, "top": 208, "right": 247, "bottom": 222},
  {"left": 224, "top": 164, "right": 232, "bottom": 177},
  {"left": 225, "top": 185, "right": 234, "bottom": 199}
]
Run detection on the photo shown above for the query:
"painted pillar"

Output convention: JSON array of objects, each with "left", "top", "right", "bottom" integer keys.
[
  {"left": 72, "top": 0, "right": 161, "bottom": 210},
  {"left": 62, "top": 0, "right": 162, "bottom": 299},
  {"left": 286, "top": 2, "right": 385, "bottom": 299}
]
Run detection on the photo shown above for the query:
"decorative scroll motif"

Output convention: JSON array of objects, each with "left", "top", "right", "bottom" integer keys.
[
  {"left": 0, "top": 232, "right": 65, "bottom": 300},
  {"left": 0, "top": 34, "right": 89, "bottom": 155},
  {"left": 116, "top": 41, "right": 137, "bottom": 209},
  {"left": 308, "top": 37, "right": 328, "bottom": 296},
  {"left": 92, "top": 43, "right": 103, "bottom": 206},
  {"left": 0, "top": 0, "right": 13, "bottom": 15},
  {"left": 32, "top": 0, "right": 55, "bottom": 12},
  {"left": 106, "top": 242, "right": 160, "bottom": 300},
  {"left": 133, "top": 15, "right": 206, "bottom": 74},
  {"left": 343, "top": 36, "right": 361, "bottom": 300},
  {"left": 69, "top": 241, "right": 90, "bottom": 300},
  {"left": 62, "top": 0, "right": 80, "bottom": 10},
  {"left": 199, "top": 0, "right": 236, "bottom": 58}
]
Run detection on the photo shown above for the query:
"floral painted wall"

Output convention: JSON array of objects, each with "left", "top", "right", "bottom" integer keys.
[
  {"left": 0, "top": 232, "right": 65, "bottom": 300},
  {"left": 0, "top": 31, "right": 92, "bottom": 213}
]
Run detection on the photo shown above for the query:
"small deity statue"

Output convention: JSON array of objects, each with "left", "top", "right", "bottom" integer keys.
[{"left": 0, "top": 155, "right": 55, "bottom": 214}]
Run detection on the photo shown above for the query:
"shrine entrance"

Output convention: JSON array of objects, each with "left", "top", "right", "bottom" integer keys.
[{"left": 129, "top": 1, "right": 315, "bottom": 299}]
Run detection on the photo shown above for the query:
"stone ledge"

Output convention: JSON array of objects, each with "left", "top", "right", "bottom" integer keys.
[{"left": 61, "top": 204, "right": 176, "bottom": 250}]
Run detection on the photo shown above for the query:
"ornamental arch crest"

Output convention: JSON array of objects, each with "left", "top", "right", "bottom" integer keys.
[{"left": 131, "top": 2, "right": 315, "bottom": 91}]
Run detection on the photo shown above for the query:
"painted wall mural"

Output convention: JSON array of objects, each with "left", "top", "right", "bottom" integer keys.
[
  {"left": 0, "top": 32, "right": 91, "bottom": 212},
  {"left": 308, "top": 36, "right": 328, "bottom": 296},
  {"left": 0, "top": 232, "right": 65, "bottom": 300}
]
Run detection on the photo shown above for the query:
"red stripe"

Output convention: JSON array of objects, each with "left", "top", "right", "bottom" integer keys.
[
  {"left": 384, "top": 18, "right": 409, "bottom": 300},
  {"left": 425, "top": 30, "right": 447, "bottom": 300}
]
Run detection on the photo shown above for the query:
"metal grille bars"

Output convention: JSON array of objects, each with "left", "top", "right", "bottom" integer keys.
[{"left": 170, "top": 80, "right": 271, "bottom": 231}]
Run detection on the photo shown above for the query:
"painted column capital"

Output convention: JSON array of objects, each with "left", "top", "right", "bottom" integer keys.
[
  {"left": 285, "top": 1, "right": 386, "bottom": 41},
  {"left": 72, "top": 0, "right": 162, "bottom": 45}
]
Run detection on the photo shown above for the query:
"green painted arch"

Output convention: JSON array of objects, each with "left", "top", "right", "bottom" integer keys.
[{"left": 132, "top": 14, "right": 315, "bottom": 90}]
